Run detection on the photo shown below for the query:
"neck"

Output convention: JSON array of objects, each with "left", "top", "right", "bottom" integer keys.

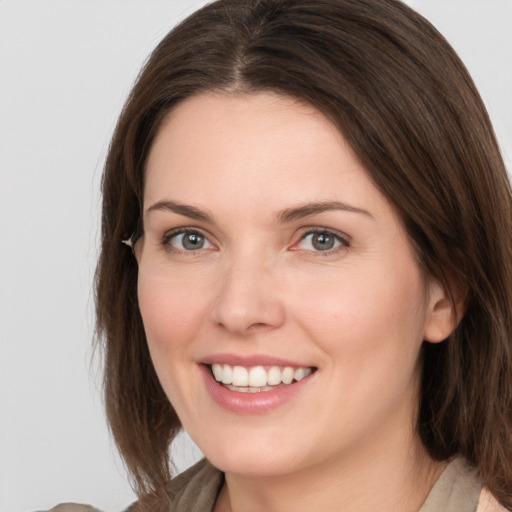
[{"left": 215, "top": 425, "right": 445, "bottom": 512}]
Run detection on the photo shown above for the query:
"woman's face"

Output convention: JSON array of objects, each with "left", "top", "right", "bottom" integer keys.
[{"left": 138, "top": 92, "right": 449, "bottom": 477}]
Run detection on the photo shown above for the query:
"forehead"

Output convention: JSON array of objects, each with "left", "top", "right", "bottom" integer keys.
[
  {"left": 143, "top": 91, "right": 391, "bottom": 223},
  {"left": 146, "top": 91, "right": 342, "bottom": 175}
]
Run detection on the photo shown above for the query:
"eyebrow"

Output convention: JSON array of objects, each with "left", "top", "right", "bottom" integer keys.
[
  {"left": 277, "top": 201, "right": 373, "bottom": 223},
  {"left": 145, "top": 200, "right": 212, "bottom": 221},
  {"left": 145, "top": 199, "right": 372, "bottom": 223}
]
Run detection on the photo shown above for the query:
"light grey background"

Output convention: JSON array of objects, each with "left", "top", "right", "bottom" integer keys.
[{"left": 1, "top": 1, "right": 510, "bottom": 511}]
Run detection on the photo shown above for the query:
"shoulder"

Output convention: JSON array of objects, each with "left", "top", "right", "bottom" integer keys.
[
  {"left": 37, "top": 505, "right": 102, "bottom": 512},
  {"left": 165, "top": 458, "right": 223, "bottom": 511},
  {"left": 420, "top": 457, "right": 509, "bottom": 512},
  {"left": 477, "top": 488, "right": 509, "bottom": 512},
  {"left": 36, "top": 460, "right": 221, "bottom": 512},
  {"left": 125, "top": 458, "right": 223, "bottom": 512}
]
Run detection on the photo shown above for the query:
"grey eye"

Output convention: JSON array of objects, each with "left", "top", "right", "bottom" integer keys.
[
  {"left": 169, "top": 231, "right": 211, "bottom": 251},
  {"left": 183, "top": 232, "right": 204, "bottom": 250},
  {"left": 311, "top": 232, "right": 336, "bottom": 251},
  {"left": 298, "top": 230, "right": 348, "bottom": 252}
]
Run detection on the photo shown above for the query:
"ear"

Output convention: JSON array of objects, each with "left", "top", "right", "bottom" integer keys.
[{"left": 423, "top": 277, "right": 465, "bottom": 344}]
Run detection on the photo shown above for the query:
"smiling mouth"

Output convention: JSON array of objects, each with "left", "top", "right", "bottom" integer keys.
[{"left": 209, "top": 363, "right": 316, "bottom": 393}]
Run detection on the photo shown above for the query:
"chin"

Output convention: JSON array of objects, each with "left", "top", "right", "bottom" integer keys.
[
  {"left": 194, "top": 428, "right": 310, "bottom": 477},
  {"left": 207, "top": 449, "right": 304, "bottom": 478}
]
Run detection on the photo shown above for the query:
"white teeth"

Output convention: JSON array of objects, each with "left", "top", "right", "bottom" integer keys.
[
  {"left": 294, "top": 368, "right": 307, "bottom": 381},
  {"left": 232, "top": 366, "right": 249, "bottom": 386},
  {"left": 282, "top": 366, "right": 294, "bottom": 385},
  {"left": 267, "top": 366, "right": 282, "bottom": 386},
  {"left": 221, "top": 364, "right": 233, "bottom": 384},
  {"left": 249, "top": 366, "right": 267, "bottom": 387},
  {"left": 211, "top": 363, "right": 313, "bottom": 390},
  {"left": 212, "top": 363, "right": 223, "bottom": 381}
]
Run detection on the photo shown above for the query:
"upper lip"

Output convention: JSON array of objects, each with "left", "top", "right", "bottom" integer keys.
[{"left": 199, "top": 353, "right": 314, "bottom": 368}]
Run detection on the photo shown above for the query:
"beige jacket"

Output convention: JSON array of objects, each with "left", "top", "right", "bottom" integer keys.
[{"left": 40, "top": 458, "right": 507, "bottom": 512}]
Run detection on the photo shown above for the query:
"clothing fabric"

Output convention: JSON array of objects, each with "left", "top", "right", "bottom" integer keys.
[
  {"left": 40, "top": 457, "right": 507, "bottom": 512},
  {"left": 418, "top": 457, "right": 503, "bottom": 512}
]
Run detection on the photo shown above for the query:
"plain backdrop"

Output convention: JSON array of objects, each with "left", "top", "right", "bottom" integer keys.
[{"left": 1, "top": 1, "right": 511, "bottom": 511}]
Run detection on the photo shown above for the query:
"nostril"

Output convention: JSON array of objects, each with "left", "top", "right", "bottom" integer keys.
[{"left": 247, "top": 322, "right": 267, "bottom": 331}]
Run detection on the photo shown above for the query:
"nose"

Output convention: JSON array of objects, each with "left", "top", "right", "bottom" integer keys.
[{"left": 210, "top": 251, "right": 286, "bottom": 336}]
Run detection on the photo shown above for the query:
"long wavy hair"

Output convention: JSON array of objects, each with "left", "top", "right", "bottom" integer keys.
[{"left": 95, "top": 0, "right": 512, "bottom": 509}]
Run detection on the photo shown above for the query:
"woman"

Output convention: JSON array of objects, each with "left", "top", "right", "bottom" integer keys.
[{"left": 60, "top": 0, "right": 512, "bottom": 510}]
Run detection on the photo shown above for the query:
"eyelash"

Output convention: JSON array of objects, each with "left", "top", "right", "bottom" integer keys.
[
  {"left": 161, "top": 228, "right": 216, "bottom": 255},
  {"left": 160, "top": 227, "right": 351, "bottom": 255},
  {"left": 294, "top": 228, "right": 351, "bottom": 255}
]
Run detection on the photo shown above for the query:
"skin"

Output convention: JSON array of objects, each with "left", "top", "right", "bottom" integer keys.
[{"left": 137, "top": 92, "right": 455, "bottom": 512}]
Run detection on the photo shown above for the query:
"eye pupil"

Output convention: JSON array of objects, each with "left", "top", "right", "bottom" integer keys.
[
  {"left": 312, "top": 232, "right": 335, "bottom": 251},
  {"left": 183, "top": 233, "right": 204, "bottom": 250}
]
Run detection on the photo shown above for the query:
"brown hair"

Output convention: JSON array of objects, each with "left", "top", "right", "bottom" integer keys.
[{"left": 95, "top": 0, "right": 512, "bottom": 508}]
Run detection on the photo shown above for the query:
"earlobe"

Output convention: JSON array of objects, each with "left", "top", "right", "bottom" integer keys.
[{"left": 423, "top": 279, "right": 465, "bottom": 344}]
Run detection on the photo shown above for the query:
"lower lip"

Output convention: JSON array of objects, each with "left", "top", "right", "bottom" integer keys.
[{"left": 199, "top": 364, "right": 314, "bottom": 414}]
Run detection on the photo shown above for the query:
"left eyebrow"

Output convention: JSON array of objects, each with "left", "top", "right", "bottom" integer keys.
[{"left": 277, "top": 201, "right": 373, "bottom": 223}]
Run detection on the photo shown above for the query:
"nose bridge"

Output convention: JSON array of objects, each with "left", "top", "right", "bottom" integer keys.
[{"left": 211, "top": 244, "right": 285, "bottom": 334}]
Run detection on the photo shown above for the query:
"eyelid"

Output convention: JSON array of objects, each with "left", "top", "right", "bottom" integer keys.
[
  {"left": 162, "top": 227, "right": 217, "bottom": 252},
  {"left": 291, "top": 227, "right": 351, "bottom": 253}
]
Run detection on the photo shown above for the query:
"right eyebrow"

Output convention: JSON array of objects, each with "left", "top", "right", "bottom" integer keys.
[{"left": 144, "top": 200, "right": 212, "bottom": 222}]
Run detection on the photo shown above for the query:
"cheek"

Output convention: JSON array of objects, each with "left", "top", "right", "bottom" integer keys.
[
  {"left": 137, "top": 275, "right": 210, "bottom": 357},
  {"left": 137, "top": 274, "right": 216, "bottom": 414},
  {"left": 290, "top": 262, "right": 428, "bottom": 363}
]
